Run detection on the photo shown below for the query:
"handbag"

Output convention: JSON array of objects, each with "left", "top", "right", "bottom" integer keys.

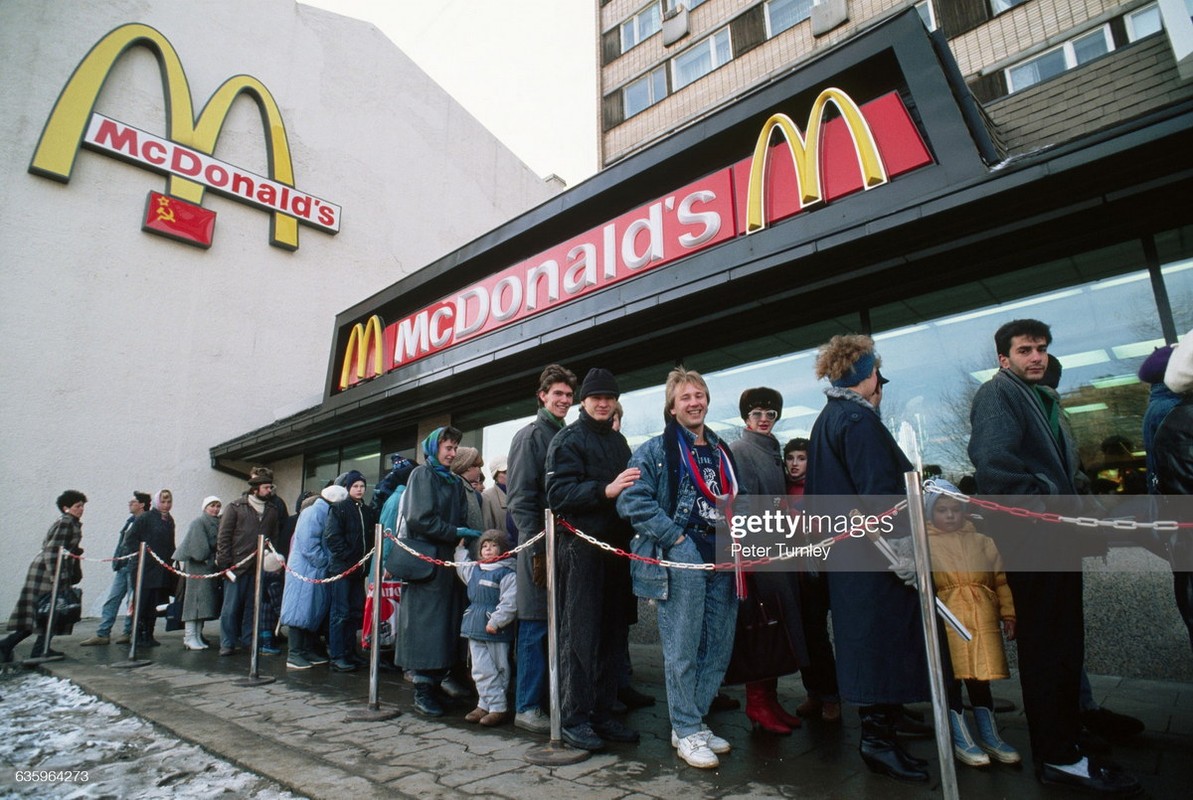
[
  {"left": 722, "top": 580, "right": 800, "bottom": 685},
  {"left": 164, "top": 574, "right": 186, "bottom": 631},
  {"left": 382, "top": 490, "right": 437, "bottom": 584},
  {"left": 36, "top": 586, "right": 83, "bottom": 634}
]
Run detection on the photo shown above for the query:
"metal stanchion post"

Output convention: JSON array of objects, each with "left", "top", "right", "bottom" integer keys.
[
  {"left": 906, "top": 471, "right": 959, "bottom": 800},
  {"left": 111, "top": 542, "right": 151, "bottom": 668},
  {"left": 525, "top": 510, "right": 590, "bottom": 765},
  {"left": 24, "top": 547, "right": 67, "bottom": 665},
  {"left": 235, "top": 534, "right": 276, "bottom": 686},
  {"left": 346, "top": 523, "right": 400, "bottom": 721}
]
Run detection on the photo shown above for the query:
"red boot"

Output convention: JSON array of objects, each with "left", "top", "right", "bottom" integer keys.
[
  {"left": 766, "top": 678, "right": 802, "bottom": 729},
  {"left": 745, "top": 680, "right": 793, "bottom": 735}
]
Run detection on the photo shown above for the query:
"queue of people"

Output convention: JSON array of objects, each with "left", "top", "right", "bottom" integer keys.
[{"left": 6, "top": 319, "right": 1191, "bottom": 799}]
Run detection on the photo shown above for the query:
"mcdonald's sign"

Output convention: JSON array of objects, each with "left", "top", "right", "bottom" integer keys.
[
  {"left": 339, "top": 315, "right": 388, "bottom": 390},
  {"left": 29, "top": 23, "right": 341, "bottom": 251},
  {"left": 333, "top": 88, "right": 933, "bottom": 390}
]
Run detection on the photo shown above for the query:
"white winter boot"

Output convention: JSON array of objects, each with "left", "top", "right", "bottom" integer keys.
[{"left": 183, "top": 621, "right": 207, "bottom": 650}]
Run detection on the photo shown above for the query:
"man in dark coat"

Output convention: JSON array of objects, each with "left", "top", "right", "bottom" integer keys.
[
  {"left": 507, "top": 363, "right": 576, "bottom": 733},
  {"left": 545, "top": 367, "right": 640, "bottom": 750},
  {"left": 805, "top": 335, "right": 930, "bottom": 783},
  {"left": 216, "top": 470, "right": 281, "bottom": 655},
  {"left": 969, "top": 318, "right": 1139, "bottom": 796},
  {"left": 323, "top": 469, "right": 375, "bottom": 671}
]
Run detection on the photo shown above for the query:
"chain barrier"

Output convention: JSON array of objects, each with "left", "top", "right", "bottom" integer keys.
[
  {"left": 142, "top": 547, "right": 257, "bottom": 580},
  {"left": 263, "top": 541, "right": 373, "bottom": 585},
  {"left": 923, "top": 482, "right": 1193, "bottom": 531},
  {"left": 62, "top": 551, "right": 137, "bottom": 565},
  {"left": 382, "top": 529, "right": 545, "bottom": 569}
]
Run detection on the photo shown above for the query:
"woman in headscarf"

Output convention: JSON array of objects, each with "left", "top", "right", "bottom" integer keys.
[
  {"left": 393, "top": 426, "right": 481, "bottom": 716},
  {"left": 124, "top": 488, "right": 177, "bottom": 647},
  {"left": 173, "top": 496, "right": 222, "bottom": 650},
  {"left": 1, "top": 490, "right": 87, "bottom": 662}
]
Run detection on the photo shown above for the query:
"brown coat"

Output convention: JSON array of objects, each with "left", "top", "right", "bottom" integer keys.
[
  {"left": 929, "top": 521, "right": 1015, "bottom": 680},
  {"left": 7, "top": 514, "right": 83, "bottom": 632}
]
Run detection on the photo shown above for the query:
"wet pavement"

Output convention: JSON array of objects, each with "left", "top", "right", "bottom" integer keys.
[{"left": 4, "top": 620, "right": 1192, "bottom": 799}]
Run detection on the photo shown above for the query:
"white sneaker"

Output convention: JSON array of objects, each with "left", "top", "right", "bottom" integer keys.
[
  {"left": 675, "top": 732, "right": 719, "bottom": 769},
  {"left": 671, "top": 727, "right": 731, "bottom": 755}
]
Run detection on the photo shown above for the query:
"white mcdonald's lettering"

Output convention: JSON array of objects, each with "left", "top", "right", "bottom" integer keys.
[
  {"left": 85, "top": 115, "right": 340, "bottom": 233},
  {"left": 373, "top": 170, "right": 736, "bottom": 371}
]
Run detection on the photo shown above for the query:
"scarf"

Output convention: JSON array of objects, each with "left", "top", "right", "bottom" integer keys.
[{"left": 421, "top": 427, "right": 460, "bottom": 483}]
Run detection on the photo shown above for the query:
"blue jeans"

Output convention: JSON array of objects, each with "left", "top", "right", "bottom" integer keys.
[
  {"left": 328, "top": 577, "right": 365, "bottom": 660},
  {"left": 516, "top": 618, "right": 548, "bottom": 713},
  {"left": 219, "top": 572, "right": 257, "bottom": 649},
  {"left": 656, "top": 536, "right": 738, "bottom": 738},
  {"left": 96, "top": 566, "right": 135, "bottom": 638}
]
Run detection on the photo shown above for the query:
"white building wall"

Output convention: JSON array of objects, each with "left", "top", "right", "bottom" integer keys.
[{"left": 0, "top": 0, "right": 558, "bottom": 618}]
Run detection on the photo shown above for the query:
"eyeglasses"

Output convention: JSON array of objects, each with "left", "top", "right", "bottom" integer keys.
[{"left": 748, "top": 409, "right": 779, "bottom": 421}]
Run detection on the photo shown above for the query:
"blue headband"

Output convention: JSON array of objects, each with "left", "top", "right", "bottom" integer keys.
[{"left": 831, "top": 352, "right": 877, "bottom": 388}]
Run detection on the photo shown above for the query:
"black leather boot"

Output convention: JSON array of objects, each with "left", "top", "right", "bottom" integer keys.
[{"left": 859, "top": 705, "right": 930, "bottom": 783}]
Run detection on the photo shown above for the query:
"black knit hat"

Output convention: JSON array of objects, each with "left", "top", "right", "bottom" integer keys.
[
  {"left": 739, "top": 387, "right": 783, "bottom": 420},
  {"left": 579, "top": 368, "right": 620, "bottom": 400}
]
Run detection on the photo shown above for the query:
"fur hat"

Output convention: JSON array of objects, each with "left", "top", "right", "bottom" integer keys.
[
  {"left": 201, "top": 496, "right": 222, "bottom": 512},
  {"left": 476, "top": 528, "right": 510, "bottom": 555},
  {"left": 739, "top": 387, "right": 783, "bottom": 420},
  {"left": 248, "top": 467, "right": 274, "bottom": 486},
  {"left": 488, "top": 456, "right": 508, "bottom": 476}
]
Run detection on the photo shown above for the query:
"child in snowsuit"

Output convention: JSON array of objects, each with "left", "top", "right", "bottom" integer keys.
[{"left": 455, "top": 529, "right": 517, "bottom": 726}]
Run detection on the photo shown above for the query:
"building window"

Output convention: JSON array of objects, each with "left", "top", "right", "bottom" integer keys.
[
  {"left": 622, "top": 2, "right": 662, "bottom": 53},
  {"left": 672, "top": 27, "right": 732, "bottom": 90},
  {"left": 303, "top": 438, "right": 381, "bottom": 494},
  {"left": 991, "top": 0, "right": 1029, "bottom": 14},
  {"left": 1005, "top": 26, "right": 1113, "bottom": 93},
  {"left": 766, "top": 0, "right": 814, "bottom": 38},
  {"left": 1126, "top": 3, "right": 1163, "bottom": 41},
  {"left": 916, "top": 1, "right": 937, "bottom": 32},
  {"left": 624, "top": 65, "right": 669, "bottom": 118},
  {"left": 665, "top": 0, "right": 706, "bottom": 12}
]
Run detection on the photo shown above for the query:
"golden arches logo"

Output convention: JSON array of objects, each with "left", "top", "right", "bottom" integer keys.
[
  {"left": 29, "top": 23, "right": 301, "bottom": 249},
  {"left": 339, "top": 315, "right": 386, "bottom": 390},
  {"left": 745, "top": 88, "right": 888, "bottom": 234}
]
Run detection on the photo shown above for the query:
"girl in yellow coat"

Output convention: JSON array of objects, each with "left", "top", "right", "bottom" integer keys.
[{"left": 928, "top": 481, "right": 1021, "bottom": 766}]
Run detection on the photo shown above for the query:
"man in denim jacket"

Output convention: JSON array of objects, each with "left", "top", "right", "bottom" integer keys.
[{"left": 616, "top": 366, "right": 739, "bottom": 769}]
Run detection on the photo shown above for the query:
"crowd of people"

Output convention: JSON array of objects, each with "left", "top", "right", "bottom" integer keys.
[{"left": 5, "top": 318, "right": 1191, "bottom": 796}]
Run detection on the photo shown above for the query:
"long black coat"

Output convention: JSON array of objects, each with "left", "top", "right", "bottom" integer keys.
[
  {"left": 7, "top": 514, "right": 83, "bottom": 632},
  {"left": 508, "top": 411, "right": 565, "bottom": 619},
  {"left": 394, "top": 464, "right": 469, "bottom": 671},
  {"left": 806, "top": 391, "right": 930, "bottom": 705},
  {"left": 125, "top": 510, "right": 176, "bottom": 591}
]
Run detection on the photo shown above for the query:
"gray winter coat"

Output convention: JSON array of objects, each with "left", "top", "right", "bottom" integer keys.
[
  {"left": 173, "top": 514, "right": 220, "bottom": 622},
  {"left": 507, "top": 410, "right": 565, "bottom": 620},
  {"left": 394, "top": 464, "right": 469, "bottom": 671}
]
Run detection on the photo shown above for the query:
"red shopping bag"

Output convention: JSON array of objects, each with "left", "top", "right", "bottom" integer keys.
[{"left": 361, "top": 580, "right": 401, "bottom": 649}]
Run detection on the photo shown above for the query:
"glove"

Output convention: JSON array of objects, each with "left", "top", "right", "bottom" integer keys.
[
  {"left": 456, "top": 527, "right": 482, "bottom": 539},
  {"left": 531, "top": 553, "right": 547, "bottom": 587},
  {"left": 886, "top": 536, "right": 918, "bottom": 587}
]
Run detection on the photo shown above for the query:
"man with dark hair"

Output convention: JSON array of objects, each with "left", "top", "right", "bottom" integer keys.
[
  {"left": 508, "top": 363, "right": 576, "bottom": 733},
  {"left": 217, "top": 469, "right": 281, "bottom": 656},
  {"left": 80, "top": 491, "right": 151, "bottom": 646},
  {"left": 969, "top": 319, "right": 1140, "bottom": 796},
  {"left": 546, "top": 367, "right": 641, "bottom": 750}
]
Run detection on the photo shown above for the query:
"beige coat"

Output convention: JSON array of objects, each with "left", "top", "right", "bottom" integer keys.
[{"left": 929, "top": 521, "right": 1015, "bottom": 680}]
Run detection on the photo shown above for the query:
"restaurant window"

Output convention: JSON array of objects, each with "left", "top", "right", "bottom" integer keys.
[
  {"left": 1005, "top": 26, "right": 1113, "bottom": 93},
  {"left": 302, "top": 438, "right": 381, "bottom": 495}
]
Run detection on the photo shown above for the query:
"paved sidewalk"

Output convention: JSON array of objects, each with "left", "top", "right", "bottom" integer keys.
[{"left": 20, "top": 620, "right": 1193, "bottom": 799}]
